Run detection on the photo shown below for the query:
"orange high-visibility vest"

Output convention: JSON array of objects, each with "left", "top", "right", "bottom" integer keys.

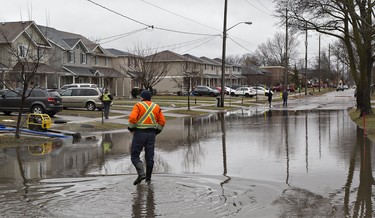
[{"left": 128, "top": 100, "right": 165, "bottom": 130}]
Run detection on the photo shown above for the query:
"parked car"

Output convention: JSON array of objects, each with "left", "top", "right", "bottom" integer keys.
[
  {"left": 0, "top": 88, "right": 63, "bottom": 116},
  {"left": 60, "top": 83, "right": 98, "bottom": 91},
  {"left": 59, "top": 87, "right": 104, "bottom": 111},
  {"left": 272, "top": 85, "right": 295, "bottom": 92},
  {"left": 225, "top": 86, "right": 236, "bottom": 96},
  {"left": 336, "top": 85, "right": 344, "bottom": 91},
  {"left": 192, "top": 86, "right": 220, "bottom": 96},
  {"left": 234, "top": 87, "right": 256, "bottom": 98},
  {"left": 253, "top": 86, "right": 273, "bottom": 96},
  {"left": 213, "top": 87, "right": 222, "bottom": 93}
]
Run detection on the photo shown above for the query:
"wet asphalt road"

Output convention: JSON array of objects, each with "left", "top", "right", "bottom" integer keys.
[{"left": 1, "top": 89, "right": 369, "bottom": 218}]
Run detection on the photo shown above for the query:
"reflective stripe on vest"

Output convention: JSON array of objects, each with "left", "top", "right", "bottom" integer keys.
[
  {"left": 135, "top": 102, "right": 157, "bottom": 129},
  {"left": 102, "top": 93, "right": 111, "bottom": 101}
]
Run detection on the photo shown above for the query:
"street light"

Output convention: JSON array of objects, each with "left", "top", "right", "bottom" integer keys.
[{"left": 220, "top": 21, "right": 252, "bottom": 107}]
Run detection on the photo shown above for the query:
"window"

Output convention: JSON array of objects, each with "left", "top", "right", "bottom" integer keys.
[
  {"left": 19, "top": 45, "right": 27, "bottom": 58},
  {"left": 104, "top": 57, "right": 108, "bottom": 66},
  {"left": 81, "top": 53, "right": 87, "bottom": 64},
  {"left": 68, "top": 51, "right": 75, "bottom": 63},
  {"left": 36, "top": 47, "right": 43, "bottom": 60},
  {"left": 95, "top": 56, "right": 99, "bottom": 65}
]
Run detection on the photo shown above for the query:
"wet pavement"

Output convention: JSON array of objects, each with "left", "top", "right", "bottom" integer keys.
[{"left": 1, "top": 89, "right": 372, "bottom": 217}]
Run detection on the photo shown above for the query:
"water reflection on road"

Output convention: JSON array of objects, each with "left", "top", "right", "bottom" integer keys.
[{"left": 0, "top": 106, "right": 374, "bottom": 217}]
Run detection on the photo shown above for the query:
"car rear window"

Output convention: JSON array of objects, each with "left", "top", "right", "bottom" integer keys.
[
  {"left": 70, "top": 88, "right": 98, "bottom": 96},
  {"left": 82, "top": 89, "right": 98, "bottom": 96},
  {"left": 31, "top": 90, "right": 48, "bottom": 97}
]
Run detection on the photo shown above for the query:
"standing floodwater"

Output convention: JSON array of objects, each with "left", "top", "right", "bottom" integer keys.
[{"left": 0, "top": 91, "right": 372, "bottom": 217}]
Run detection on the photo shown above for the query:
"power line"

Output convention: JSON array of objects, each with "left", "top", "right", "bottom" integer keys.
[
  {"left": 244, "top": 0, "right": 272, "bottom": 15},
  {"left": 227, "top": 36, "right": 253, "bottom": 53},
  {"left": 181, "top": 36, "right": 220, "bottom": 54},
  {"left": 139, "top": 0, "right": 221, "bottom": 32},
  {"left": 86, "top": 0, "right": 152, "bottom": 28},
  {"left": 255, "top": 0, "right": 274, "bottom": 14},
  {"left": 153, "top": 27, "right": 218, "bottom": 36},
  {"left": 99, "top": 28, "right": 149, "bottom": 44},
  {"left": 86, "top": 0, "right": 217, "bottom": 37},
  {"left": 155, "top": 35, "right": 219, "bottom": 52}
]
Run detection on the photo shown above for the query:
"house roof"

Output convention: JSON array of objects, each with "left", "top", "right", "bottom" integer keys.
[
  {"left": 63, "top": 65, "right": 97, "bottom": 76},
  {"left": 199, "top": 56, "right": 221, "bottom": 66},
  {"left": 204, "top": 73, "right": 221, "bottom": 78},
  {"left": 0, "top": 21, "right": 51, "bottom": 47},
  {"left": 38, "top": 25, "right": 107, "bottom": 55},
  {"left": 182, "top": 54, "right": 203, "bottom": 63},
  {"left": 94, "top": 67, "right": 123, "bottom": 78},
  {"left": 146, "top": 50, "right": 187, "bottom": 62},
  {"left": 106, "top": 48, "right": 134, "bottom": 57},
  {"left": 12, "top": 62, "right": 59, "bottom": 74},
  {"left": 0, "top": 62, "right": 9, "bottom": 69},
  {"left": 213, "top": 58, "right": 235, "bottom": 67},
  {"left": 0, "top": 21, "right": 34, "bottom": 43},
  {"left": 242, "top": 65, "right": 265, "bottom": 75}
]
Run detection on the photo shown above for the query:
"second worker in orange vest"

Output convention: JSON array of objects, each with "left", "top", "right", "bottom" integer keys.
[{"left": 128, "top": 90, "right": 166, "bottom": 185}]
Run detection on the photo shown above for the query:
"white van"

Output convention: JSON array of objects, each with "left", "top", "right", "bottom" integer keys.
[
  {"left": 60, "top": 83, "right": 98, "bottom": 90},
  {"left": 60, "top": 87, "right": 103, "bottom": 111}
]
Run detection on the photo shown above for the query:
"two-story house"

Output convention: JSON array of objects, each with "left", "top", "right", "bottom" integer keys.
[
  {"left": 38, "top": 25, "right": 123, "bottom": 94},
  {"left": 0, "top": 21, "right": 56, "bottom": 89}
]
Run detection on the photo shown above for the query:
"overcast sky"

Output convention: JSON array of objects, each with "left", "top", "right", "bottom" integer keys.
[{"left": 1, "top": 0, "right": 328, "bottom": 63}]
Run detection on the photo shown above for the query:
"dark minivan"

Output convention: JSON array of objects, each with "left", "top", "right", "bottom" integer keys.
[{"left": 0, "top": 88, "right": 63, "bottom": 116}]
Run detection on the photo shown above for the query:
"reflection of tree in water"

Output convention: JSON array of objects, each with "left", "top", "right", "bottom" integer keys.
[
  {"left": 343, "top": 127, "right": 373, "bottom": 217},
  {"left": 274, "top": 125, "right": 375, "bottom": 217},
  {"left": 182, "top": 116, "right": 204, "bottom": 172}
]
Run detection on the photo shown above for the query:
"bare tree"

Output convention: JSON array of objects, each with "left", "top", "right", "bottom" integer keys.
[
  {"left": 171, "top": 59, "right": 203, "bottom": 110},
  {"left": 254, "top": 32, "right": 300, "bottom": 67},
  {"left": 274, "top": 0, "right": 375, "bottom": 115},
  {"left": 0, "top": 22, "right": 52, "bottom": 138},
  {"left": 125, "top": 47, "right": 172, "bottom": 93}
]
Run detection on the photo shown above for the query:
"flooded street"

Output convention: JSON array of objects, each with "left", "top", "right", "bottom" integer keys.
[{"left": 1, "top": 90, "right": 372, "bottom": 217}]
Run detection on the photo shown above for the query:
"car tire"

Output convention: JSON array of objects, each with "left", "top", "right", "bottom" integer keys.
[
  {"left": 86, "top": 102, "right": 96, "bottom": 111},
  {"left": 210, "top": 92, "right": 215, "bottom": 97},
  {"left": 3, "top": 111, "right": 11, "bottom": 115},
  {"left": 32, "top": 105, "right": 44, "bottom": 114},
  {"left": 245, "top": 93, "right": 250, "bottom": 97}
]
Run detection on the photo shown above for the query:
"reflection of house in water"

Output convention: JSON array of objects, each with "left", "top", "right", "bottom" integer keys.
[
  {"left": 226, "top": 108, "right": 267, "bottom": 119},
  {"left": 156, "top": 114, "right": 223, "bottom": 150}
]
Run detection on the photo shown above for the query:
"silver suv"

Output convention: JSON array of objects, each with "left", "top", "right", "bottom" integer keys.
[
  {"left": 60, "top": 83, "right": 98, "bottom": 90},
  {"left": 60, "top": 87, "right": 103, "bottom": 111}
]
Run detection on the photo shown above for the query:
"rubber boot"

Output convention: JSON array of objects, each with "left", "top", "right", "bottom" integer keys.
[
  {"left": 133, "top": 162, "right": 146, "bottom": 185},
  {"left": 146, "top": 165, "right": 153, "bottom": 183}
]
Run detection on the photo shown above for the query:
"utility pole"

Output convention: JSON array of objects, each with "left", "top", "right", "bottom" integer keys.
[
  {"left": 220, "top": 0, "right": 228, "bottom": 107},
  {"left": 284, "top": 1, "right": 289, "bottom": 90},
  {"left": 304, "top": 21, "right": 308, "bottom": 95},
  {"left": 328, "top": 43, "right": 331, "bottom": 90},
  {"left": 318, "top": 35, "right": 321, "bottom": 92}
]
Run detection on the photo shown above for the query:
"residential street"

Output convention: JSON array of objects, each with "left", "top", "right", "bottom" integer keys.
[{"left": 1, "top": 89, "right": 367, "bottom": 218}]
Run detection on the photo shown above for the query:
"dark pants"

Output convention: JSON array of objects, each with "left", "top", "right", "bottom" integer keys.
[
  {"left": 131, "top": 130, "right": 156, "bottom": 168},
  {"left": 103, "top": 102, "right": 111, "bottom": 119}
]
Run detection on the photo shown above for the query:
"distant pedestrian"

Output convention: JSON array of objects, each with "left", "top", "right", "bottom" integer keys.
[
  {"left": 128, "top": 90, "right": 166, "bottom": 185},
  {"left": 267, "top": 90, "right": 273, "bottom": 107},
  {"left": 99, "top": 89, "right": 113, "bottom": 119},
  {"left": 282, "top": 89, "right": 288, "bottom": 107}
]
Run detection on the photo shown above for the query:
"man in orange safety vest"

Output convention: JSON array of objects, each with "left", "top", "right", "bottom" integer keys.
[{"left": 128, "top": 90, "right": 166, "bottom": 185}]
